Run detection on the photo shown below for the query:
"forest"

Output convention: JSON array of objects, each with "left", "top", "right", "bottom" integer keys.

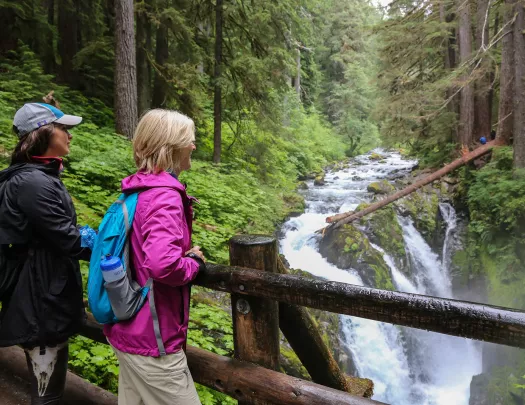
[{"left": 1, "top": 0, "right": 525, "bottom": 403}]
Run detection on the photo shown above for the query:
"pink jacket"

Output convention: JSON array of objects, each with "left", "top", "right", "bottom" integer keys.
[{"left": 104, "top": 171, "right": 200, "bottom": 356}]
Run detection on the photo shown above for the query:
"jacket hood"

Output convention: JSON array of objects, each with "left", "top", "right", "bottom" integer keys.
[
  {"left": 0, "top": 161, "right": 60, "bottom": 183},
  {"left": 122, "top": 171, "right": 187, "bottom": 194}
]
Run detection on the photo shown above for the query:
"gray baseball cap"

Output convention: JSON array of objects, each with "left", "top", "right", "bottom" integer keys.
[{"left": 13, "top": 103, "right": 82, "bottom": 138}]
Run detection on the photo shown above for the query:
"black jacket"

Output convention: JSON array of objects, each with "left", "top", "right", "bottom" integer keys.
[{"left": 0, "top": 161, "right": 88, "bottom": 348}]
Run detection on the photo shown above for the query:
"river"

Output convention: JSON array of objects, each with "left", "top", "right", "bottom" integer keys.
[{"left": 279, "top": 150, "right": 482, "bottom": 405}]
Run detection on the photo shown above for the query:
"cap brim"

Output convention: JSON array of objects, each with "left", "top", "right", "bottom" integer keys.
[{"left": 55, "top": 114, "right": 82, "bottom": 127}]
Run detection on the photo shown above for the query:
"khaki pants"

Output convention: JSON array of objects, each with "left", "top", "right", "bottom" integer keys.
[{"left": 111, "top": 346, "right": 201, "bottom": 405}]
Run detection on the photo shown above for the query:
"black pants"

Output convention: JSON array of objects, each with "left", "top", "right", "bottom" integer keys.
[{"left": 23, "top": 343, "right": 69, "bottom": 405}]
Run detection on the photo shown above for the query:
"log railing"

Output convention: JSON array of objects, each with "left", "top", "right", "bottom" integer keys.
[
  {"left": 78, "top": 234, "right": 525, "bottom": 405},
  {"left": 195, "top": 264, "right": 525, "bottom": 348}
]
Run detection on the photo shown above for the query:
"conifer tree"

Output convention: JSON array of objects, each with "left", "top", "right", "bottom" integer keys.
[
  {"left": 213, "top": 0, "right": 223, "bottom": 164},
  {"left": 497, "top": 0, "right": 516, "bottom": 144},
  {"left": 457, "top": 0, "right": 474, "bottom": 146},
  {"left": 513, "top": 2, "right": 525, "bottom": 167},
  {"left": 114, "top": 0, "right": 138, "bottom": 139}
]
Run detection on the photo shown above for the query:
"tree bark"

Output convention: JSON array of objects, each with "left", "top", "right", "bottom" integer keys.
[
  {"left": 152, "top": 22, "right": 169, "bottom": 108},
  {"left": 440, "top": 0, "right": 458, "bottom": 139},
  {"left": 325, "top": 140, "right": 505, "bottom": 228},
  {"left": 513, "top": 3, "right": 525, "bottom": 167},
  {"left": 457, "top": 0, "right": 475, "bottom": 146},
  {"left": 497, "top": 0, "right": 516, "bottom": 143},
  {"left": 114, "top": 0, "right": 138, "bottom": 139},
  {"left": 213, "top": 0, "right": 223, "bottom": 164},
  {"left": 488, "top": 12, "right": 500, "bottom": 130},
  {"left": 136, "top": 2, "right": 152, "bottom": 115},
  {"left": 295, "top": 48, "right": 301, "bottom": 99},
  {"left": 473, "top": 0, "right": 492, "bottom": 140},
  {"left": 42, "top": 0, "right": 56, "bottom": 74},
  {"left": 57, "top": 0, "right": 79, "bottom": 85}
]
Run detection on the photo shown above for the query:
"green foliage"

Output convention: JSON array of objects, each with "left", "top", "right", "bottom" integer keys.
[
  {"left": 467, "top": 147, "right": 525, "bottom": 242},
  {"left": 314, "top": 0, "right": 382, "bottom": 155},
  {"left": 68, "top": 335, "right": 119, "bottom": 393},
  {"left": 188, "top": 302, "right": 233, "bottom": 356},
  {"left": 0, "top": 44, "right": 113, "bottom": 127}
]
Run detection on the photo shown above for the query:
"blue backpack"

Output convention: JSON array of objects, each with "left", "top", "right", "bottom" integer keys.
[{"left": 87, "top": 192, "right": 166, "bottom": 355}]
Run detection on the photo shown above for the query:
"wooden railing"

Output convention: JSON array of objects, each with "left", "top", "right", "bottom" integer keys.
[{"left": 80, "top": 235, "right": 525, "bottom": 405}]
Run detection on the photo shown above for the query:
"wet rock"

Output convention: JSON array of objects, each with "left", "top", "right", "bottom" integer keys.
[
  {"left": 314, "top": 175, "right": 326, "bottom": 186},
  {"left": 367, "top": 180, "right": 395, "bottom": 195},
  {"left": 298, "top": 173, "right": 317, "bottom": 181},
  {"left": 352, "top": 176, "right": 363, "bottom": 181},
  {"left": 319, "top": 224, "right": 395, "bottom": 290},
  {"left": 357, "top": 204, "right": 408, "bottom": 272},
  {"left": 469, "top": 374, "right": 491, "bottom": 405},
  {"left": 369, "top": 152, "right": 385, "bottom": 161},
  {"left": 442, "top": 176, "right": 458, "bottom": 185},
  {"left": 394, "top": 186, "right": 439, "bottom": 244},
  {"left": 297, "top": 181, "right": 308, "bottom": 190},
  {"left": 378, "top": 159, "right": 388, "bottom": 164}
]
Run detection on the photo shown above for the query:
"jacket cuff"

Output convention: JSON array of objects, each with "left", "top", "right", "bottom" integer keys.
[{"left": 186, "top": 253, "right": 206, "bottom": 271}]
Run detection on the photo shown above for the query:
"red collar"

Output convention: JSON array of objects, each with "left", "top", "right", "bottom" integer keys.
[{"left": 31, "top": 156, "right": 64, "bottom": 171}]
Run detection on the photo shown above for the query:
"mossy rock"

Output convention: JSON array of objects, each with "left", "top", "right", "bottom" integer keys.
[
  {"left": 347, "top": 376, "right": 374, "bottom": 398},
  {"left": 369, "top": 152, "right": 385, "bottom": 161},
  {"left": 319, "top": 224, "right": 394, "bottom": 290},
  {"left": 314, "top": 175, "right": 326, "bottom": 186},
  {"left": 358, "top": 204, "right": 407, "bottom": 272},
  {"left": 297, "top": 181, "right": 308, "bottom": 190},
  {"left": 367, "top": 180, "right": 395, "bottom": 195},
  {"left": 280, "top": 343, "right": 310, "bottom": 379},
  {"left": 395, "top": 186, "right": 439, "bottom": 243}
]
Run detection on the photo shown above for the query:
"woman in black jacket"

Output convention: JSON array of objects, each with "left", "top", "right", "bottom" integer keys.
[{"left": 0, "top": 102, "right": 91, "bottom": 404}]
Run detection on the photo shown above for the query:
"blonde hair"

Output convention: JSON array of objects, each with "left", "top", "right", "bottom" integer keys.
[{"left": 133, "top": 109, "right": 195, "bottom": 173}]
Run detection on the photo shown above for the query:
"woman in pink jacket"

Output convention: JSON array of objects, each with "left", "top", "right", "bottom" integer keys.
[{"left": 105, "top": 109, "right": 205, "bottom": 405}]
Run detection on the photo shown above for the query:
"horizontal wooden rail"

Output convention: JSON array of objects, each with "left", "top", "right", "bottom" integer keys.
[
  {"left": 81, "top": 317, "right": 383, "bottom": 405},
  {"left": 194, "top": 265, "right": 525, "bottom": 348}
]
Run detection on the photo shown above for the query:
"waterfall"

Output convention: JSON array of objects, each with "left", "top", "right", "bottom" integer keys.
[
  {"left": 439, "top": 202, "right": 458, "bottom": 274},
  {"left": 279, "top": 149, "right": 481, "bottom": 405}
]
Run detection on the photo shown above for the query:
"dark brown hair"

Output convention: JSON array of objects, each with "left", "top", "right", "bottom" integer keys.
[{"left": 11, "top": 124, "right": 55, "bottom": 164}]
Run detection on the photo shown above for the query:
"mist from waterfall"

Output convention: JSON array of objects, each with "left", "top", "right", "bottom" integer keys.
[{"left": 279, "top": 150, "right": 482, "bottom": 405}]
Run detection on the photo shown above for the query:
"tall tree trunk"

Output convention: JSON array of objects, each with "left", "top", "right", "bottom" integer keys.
[
  {"left": 497, "top": 0, "right": 516, "bottom": 143},
  {"left": 136, "top": 3, "right": 152, "bottom": 115},
  {"left": 57, "top": 0, "right": 79, "bottom": 85},
  {"left": 441, "top": 0, "right": 458, "bottom": 139},
  {"left": 114, "top": 0, "right": 138, "bottom": 139},
  {"left": 457, "top": 0, "right": 475, "bottom": 146},
  {"left": 473, "top": 0, "right": 492, "bottom": 140},
  {"left": 294, "top": 48, "right": 301, "bottom": 99},
  {"left": 152, "top": 23, "right": 169, "bottom": 108},
  {"left": 488, "top": 12, "right": 499, "bottom": 131},
  {"left": 513, "top": 3, "right": 525, "bottom": 167},
  {"left": 43, "top": 0, "right": 56, "bottom": 74},
  {"left": 0, "top": 7, "right": 17, "bottom": 55},
  {"left": 213, "top": 0, "right": 223, "bottom": 164}
]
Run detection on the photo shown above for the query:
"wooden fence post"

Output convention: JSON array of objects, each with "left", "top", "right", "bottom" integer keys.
[{"left": 229, "top": 235, "right": 280, "bottom": 403}]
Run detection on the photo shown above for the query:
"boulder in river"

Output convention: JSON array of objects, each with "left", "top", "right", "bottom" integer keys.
[
  {"left": 357, "top": 203, "right": 408, "bottom": 272},
  {"left": 319, "top": 224, "right": 395, "bottom": 290},
  {"left": 314, "top": 175, "right": 326, "bottom": 186},
  {"left": 369, "top": 152, "right": 385, "bottom": 161},
  {"left": 367, "top": 180, "right": 395, "bottom": 194}
]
